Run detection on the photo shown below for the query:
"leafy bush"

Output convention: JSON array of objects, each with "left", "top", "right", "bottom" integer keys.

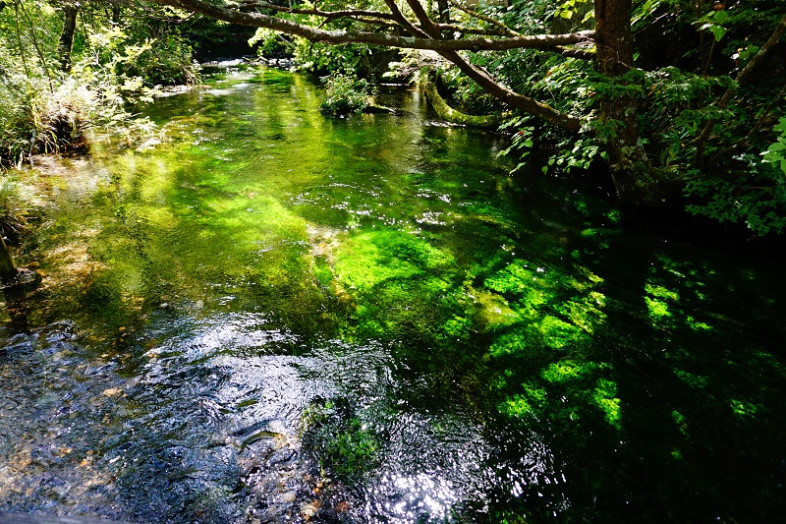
[
  {"left": 762, "top": 117, "right": 786, "bottom": 176},
  {"left": 249, "top": 27, "right": 293, "bottom": 58},
  {"left": 484, "top": 0, "right": 786, "bottom": 234},
  {"left": 0, "top": 47, "right": 154, "bottom": 165},
  {"left": 684, "top": 152, "right": 786, "bottom": 236},
  {"left": 76, "top": 26, "right": 199, "bottom": 89},
  {"left": 125, "top": 33, "right": 200, "bottom": 86},
  {"left": 0, "top": 12, "right": 168, "bottom": 165},
  {"left": 319, "top": 74, "right": 370, "bottom": 115},
  {"left": 0, "top": 53, "right": 93, "bottom": 163}
]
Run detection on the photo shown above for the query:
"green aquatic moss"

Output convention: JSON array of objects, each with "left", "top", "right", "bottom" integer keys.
[
  {"left": 473, "top": 290, "right": 520, "bottom": 330},
  {"left": 729, "top": 399, "right": 760, "bottom": 418},
  {"left": 481, "top": 258, "right": 605, "bottom": 360},
  {"left": 645, "top": 296, "right": 672, "bottom": 320},
  {"left": 257, "top": 68, "right": 295, "bottom": 89},
  {"left": 301, "top": 400, "right": 380, "bottom": 482},
  {"left": 541, "top": 361, "right": 584, "bottom": 384},
  {"left": 592, "top": 378, "right": 622, "bottom": 430},
  {"left": 489, "top": 332, "right": 532, "bottom": 358},
  {"left": 334, "top": 229, "right": 454, "bottom": 291},
  {"left": 326, "top": 419, "right": 380, "bottom": 479},
  {"left": 672, "top": 410, "right": 689, "bottom": 438},
  {"left": 499, "top": 382, "right": 547, "bottom": 418},
  {"left": 685, "top": 315, "right": 713, "bottom": 332},
  {"left": 674, "top": 369, "right": 708, "bottom": 389},
  {"left": 644, "top": 283, "right": 679, "bottom": 321},
  {"left": 537, "top": 315, "right": 584, "bottom": 349}
]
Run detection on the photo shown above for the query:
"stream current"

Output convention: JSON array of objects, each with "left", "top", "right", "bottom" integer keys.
[{"left": 1, "top": 65, "right": 784, "bottom": 523}]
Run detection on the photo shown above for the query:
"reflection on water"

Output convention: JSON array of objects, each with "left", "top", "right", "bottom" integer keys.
[{"left": 1, "top": 65, "right": 785, "bottom": 522}]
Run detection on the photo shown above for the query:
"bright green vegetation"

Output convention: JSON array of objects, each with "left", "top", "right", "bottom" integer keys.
[
  {"left": 0, "top": 0, "right": 197, "bottom": 165},
  {"left": 4, "top": 0, "right": 786, "bottom": 235},
  {"left": 421, "top": 77, "right": 502, "bottom": 128},
  {"left": 1, "top": 67, "right": 784, "bottom": 522},
  {"left": 319, "top": 74, "right": 371, "bottom": 115},
  {"left": 238, "top": 0, "right": 786, "bottom": 235}
]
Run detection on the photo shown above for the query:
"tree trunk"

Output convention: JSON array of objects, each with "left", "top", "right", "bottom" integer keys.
[
  {"left": 436, "top": 0, "right": 449, "bottom": 24},
  {"left": 0, "top": 236, "right": 16, "bottom": 284},
  {"left": 594, "top": 0, "right": 656, "bottom": 203},
  {"left": 58, "top": 5, "right": 78, "bottom": 72}
]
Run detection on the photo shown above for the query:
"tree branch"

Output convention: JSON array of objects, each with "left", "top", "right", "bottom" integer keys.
[
  {"left": 432, "top": 21, "right": 512, "bottom": 37},
  {"left": 403, "top": 0, "right": 440, "bottom": 36},
  {"left": 149, "top": 0, "right": 586, "bottom": 132},
  {"left": 448, "top": 0, "right": 521, "bottom": 38},
  {"left": 557, "top": 45, "right": 595, "bottom": 60},
  {"left": 381, "top": 0, "right": 425, "bottom": 36},
  {"left": 240, "top": 1, "right": 395, "bottom": 23},
  {"left": 694, "top": 15, "right": 786, "bottom": 166},
  {"left": 150, "top": 0, "right": 594, "bottom": 52},
  {"left": 401, "top": 0, "right": 584, "bottom": 132}
]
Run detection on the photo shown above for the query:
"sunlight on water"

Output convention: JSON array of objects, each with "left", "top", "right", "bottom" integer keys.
[{"left": 1, "top": 63, "right": 785, "bottom": 523}]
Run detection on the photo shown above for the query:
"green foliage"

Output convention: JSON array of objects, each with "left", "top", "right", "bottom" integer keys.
[
  {"left": 249, "top": 27, "right": 290, "bottom": 57},
  {"left": 473, "top": 0, "right": 786, "bottom": 234},
  {"left": 0, "top": 1, "right": 202, "bottom": 165},
  {"left": 319, "top": 74, "right": 370, "bottom": 115},
  {"left": 554, "top": 0, "right": 594, "bottom": 26},
  {"left": 0, "top": 25, "right": 154, "bottom": 164},
  {"left": 127, "top": 33, "right": 199, "bottom": 86},
  {"left": 76, "top": 26, "right": 198, "bottom": 89},
  {"left": 762, "top": 117, "right": 786, "bottom": 175},
  {"left": 684, "top": 162, "right": 786, "bottom": 236},
  {"left": 295, "top": 40, "right": 374, "bottom": 76},
  {"left": 697, "top": 9, "right": 729, "bottom": 42}
]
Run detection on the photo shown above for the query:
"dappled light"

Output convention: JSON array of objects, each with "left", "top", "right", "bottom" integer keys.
[{"left": 1, "top": 64, "right": 785, "bottom": 523}]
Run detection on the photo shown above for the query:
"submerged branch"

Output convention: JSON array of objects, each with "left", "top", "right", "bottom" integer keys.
[{"left": 422, "top": 74, "right": 505, "bottom": 127}]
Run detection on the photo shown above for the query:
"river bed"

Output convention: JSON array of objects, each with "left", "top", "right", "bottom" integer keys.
[{"left": 1, "top": 65, "right": 784, "bottom": 523}]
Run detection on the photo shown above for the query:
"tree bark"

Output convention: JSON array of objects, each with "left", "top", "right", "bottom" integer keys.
[
  {"left": 594, "top": 0, "right": 655, "bottom": 203},
  {"left": 422, "top": 71, "right": 504, "bottom": 127},
  {"left": 436, "top": 0, "right": 449, "bottom": 24},
  {"left": 152, "top": 0, "right": 593, "bottom": 53},
  {"left": 58, "top": 5, "right": 78, "bottom": 72},
  {"left": 396, "top": 0, "right": 584, "bottom": 131},
  {"left": 112, "top": 5, "right": 122, "bottom": 26},
  {"left": 0, "top": 236, "right": 17, "bottom": 284}
]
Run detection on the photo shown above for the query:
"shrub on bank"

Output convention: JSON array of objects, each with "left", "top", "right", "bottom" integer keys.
[
  {"left": 0, "top": 55, "right": 153, "bottom": 166},
  {"left": 0, "top": 20, "right": 191, "bottom": 166},
  {"left": 319, "top": 75, "right": 370, "bottom": 115}
]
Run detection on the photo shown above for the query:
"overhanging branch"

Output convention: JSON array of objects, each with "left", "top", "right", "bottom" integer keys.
[
  {"left": 151, "top": 0, "right": 594, "bottom": 52},
  {"left": 149, "top": 0, "right": 587, "bottom": 132}
]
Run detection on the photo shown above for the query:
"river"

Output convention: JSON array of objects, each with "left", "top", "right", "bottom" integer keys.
[{"left": 0, "top": 64, "right": 784, "bottom": 523}]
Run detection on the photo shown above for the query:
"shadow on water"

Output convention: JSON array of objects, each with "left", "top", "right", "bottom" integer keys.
[
  {"left": 1, "top": 64, "right": 785, "bottom": 523},
  {"left": 480, "top": 205, "right": 786, "bottom": 522}
]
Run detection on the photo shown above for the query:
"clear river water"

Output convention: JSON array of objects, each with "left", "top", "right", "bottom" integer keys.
[{"left": 1, "top": 64, "right": 784, "bottom": 523}]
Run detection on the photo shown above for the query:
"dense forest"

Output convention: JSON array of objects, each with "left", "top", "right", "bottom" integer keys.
[{"left": 1, "top": 1, "right": 786, "bottom": 523}]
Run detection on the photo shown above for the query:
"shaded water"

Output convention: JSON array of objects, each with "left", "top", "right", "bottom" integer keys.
[{"left": 1, "top": 65, "right": 785, "bottom": 523}]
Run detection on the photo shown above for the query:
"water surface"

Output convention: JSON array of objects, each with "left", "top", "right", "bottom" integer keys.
[{"left": 1, "top": 65, "right": 784, "bottom": 523}]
